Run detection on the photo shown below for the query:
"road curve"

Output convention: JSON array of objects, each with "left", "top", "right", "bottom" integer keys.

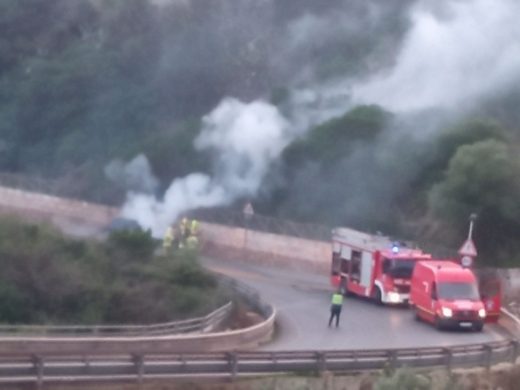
[
  {"left": 202, "top": 256, "right": 510, "bottom": 351},
  {"left": 0, "top": 184, "right": 511, "bottom": 353}
]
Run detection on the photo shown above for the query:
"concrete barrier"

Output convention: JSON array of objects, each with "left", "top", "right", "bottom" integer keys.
[{"left": 0, "top": 306, "right": 276, "bottom": 356}]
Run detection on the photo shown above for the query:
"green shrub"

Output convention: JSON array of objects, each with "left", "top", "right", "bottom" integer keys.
[
  {"left": 374, "top": 367, "right": 431, "bottom": 390},
  {"left": 0, "top": 216, "right": 224, "bottom": 325}
]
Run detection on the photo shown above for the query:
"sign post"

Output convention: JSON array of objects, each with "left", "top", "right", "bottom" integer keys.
[{"left": 458, "top": 213, "right": 478, "bottom": 268}]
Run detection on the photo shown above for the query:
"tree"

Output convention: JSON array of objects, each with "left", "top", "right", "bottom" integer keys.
[
  {"left": 428, "top": 140, "right": 520, "bottom": 265},
  {"left": 282, "top": 104, "right": 390, "bottom": 167},
  {"left": 420, "top": 119, "right": 507, "bottom": 189}
]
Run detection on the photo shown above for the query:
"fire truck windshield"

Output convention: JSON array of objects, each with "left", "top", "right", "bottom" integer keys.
[
  {"left": 385, "top": 259, "right": 416, "bottom": 278},
  {"left": 437, "top": 282, "right": 480, "bottom": 301}
]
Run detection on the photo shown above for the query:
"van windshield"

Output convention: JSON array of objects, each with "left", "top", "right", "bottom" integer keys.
[
  {"left": 386, "top": 259, "right": 416, "bottom": 278},
  {"left": 437, "top": 282, "right": 480, "bottom": 300}
]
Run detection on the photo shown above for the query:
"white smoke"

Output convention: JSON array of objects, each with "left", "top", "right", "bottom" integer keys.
[
  {"left": 121, "top": 98, "right": 291, "bottom": 236},
  {"left": 353, "top": 0, "right": 520, "bottom": 112},
  {"left": 105, "top": 154, "right": 159, "bottom": 194},
  {"left": 119, "top": 0, "right": 520, "bottom": 236}
]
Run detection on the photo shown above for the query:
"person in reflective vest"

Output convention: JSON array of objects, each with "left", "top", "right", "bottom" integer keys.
[
  {"left": 163, "top": 226, "right": 174, "bottom": 251},
  {"left": 180, "top": 217, "right": 190, "bottom": 239},
  {"left": 186, "top": 235, "right": 199, "bottom": 250},
  {"left": 190, "top": 219, "right": 199, "bottom": 236},
  {"left": 328, "top": 290, "right": 344, "bottom": 328}
]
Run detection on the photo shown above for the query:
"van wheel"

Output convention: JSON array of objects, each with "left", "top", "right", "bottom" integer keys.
[
  {"left": 372, "top": 287, "right": 383, "bottom": 306},
  {"left": 474, "top": 323, "right": 484, "bottom": 332}
]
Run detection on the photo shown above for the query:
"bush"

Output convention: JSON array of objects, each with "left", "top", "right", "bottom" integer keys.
[
  {"left": 107, "top": 228, "right": 157, "bottom": 260},
  {"left": 0, "top": 216, "right": 225, "bottom": 325},
  {"left": 374, "top": 367, "right": 431, "bottom": 390}
]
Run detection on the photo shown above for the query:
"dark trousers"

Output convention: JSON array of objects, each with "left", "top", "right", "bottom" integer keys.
[{"left": 328, "top": 304, "right": 342, "bottom": 327}]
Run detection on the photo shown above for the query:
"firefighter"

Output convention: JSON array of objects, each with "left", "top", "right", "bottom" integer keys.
[
  {"left": 163, "top": 226, "right": 174, "bottom": 252},
  {"left": 190, "top": 219, "right": 199, "bottom": 236},
  {"left": 328, "top": 290, "right": 344, "bottom": 328},
  {"left": 186, "top": 234, "right": 199, "bottom": 250},
  {"left": 179, "top": 217, "right": 190, "bottom": 239}
]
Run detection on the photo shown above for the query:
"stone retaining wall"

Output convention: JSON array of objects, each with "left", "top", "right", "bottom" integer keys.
[
  {"left": 0, "top": 186, "right": 118, "bottom": 227},
  {"left": 201, "top": 222, "right": 331, "bottom": 273}
]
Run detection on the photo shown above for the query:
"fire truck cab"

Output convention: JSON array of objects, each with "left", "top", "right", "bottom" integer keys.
[{"left": 331, "top": 227, "right": 431, "bottom": 305}]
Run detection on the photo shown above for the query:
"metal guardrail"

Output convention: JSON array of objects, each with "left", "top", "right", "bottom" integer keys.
[
  {"left": 0, "top": 302, "right": 232, "bottom": 337},
  {"left": 0, "top": 340, "right": 518, "bottom": 386},
  {"left": 217, "top": 273, "right": 273, "bottom": 319}
]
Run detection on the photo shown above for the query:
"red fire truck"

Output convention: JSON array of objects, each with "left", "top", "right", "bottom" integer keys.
[{"left": 330, "top": 227, "right": 432, "bottom": 304}]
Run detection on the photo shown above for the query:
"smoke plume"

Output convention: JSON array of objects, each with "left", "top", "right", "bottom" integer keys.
[
  {"left": 271, "top": 0, "right": 520, "bottom": 230},
  {"left": 105, "top": 154, "right": 159, "bottom": 194},
  {"left": 121, "top": 98, "right": 290, "bottom": 236},
  {"left": 353, "top": 0, "right": 520, "bottom": 112},
  {"left": 119, "top": 0, "right": 520, "bottom": 236}
]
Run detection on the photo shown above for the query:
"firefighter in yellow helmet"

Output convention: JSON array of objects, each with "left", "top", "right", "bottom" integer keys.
[
  {"left": 186, "top": 234, "right": 199, "bottom": 250},
  {"left": 190, "top": 219, "right": 200, "bottom": 236},
  {"left": 179, "top": 217, "right": 190, "bottom": 239},
  {"left": 163, "top": 226, "right": 175, "bottom": 252}
]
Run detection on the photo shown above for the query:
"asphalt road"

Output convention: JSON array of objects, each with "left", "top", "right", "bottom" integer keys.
[{"left": 202, "top": 256, "right": 509, "bottom": 351}]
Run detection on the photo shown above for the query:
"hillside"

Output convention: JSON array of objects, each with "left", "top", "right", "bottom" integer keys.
[{"left": 0, "top": 0, "right": 519, "bottom": 265}]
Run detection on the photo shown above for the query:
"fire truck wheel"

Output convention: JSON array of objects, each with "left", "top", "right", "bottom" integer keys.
[
  {"left": 372, "top": 287, "right": 383, "bottom": 306},
  {"left": 473, "top": 322, "right": 484, "bottom": 332}
]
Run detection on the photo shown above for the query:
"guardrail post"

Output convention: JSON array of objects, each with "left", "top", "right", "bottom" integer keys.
[
  {"left": 83, "top": 355, "right": 91, "bottom": 375},
  {"left": 270, "top": 351, "right": 278, "bottom": 371},
  {"left": 202, "top": 313, "right": 211, "bottom": 332},
  {"left": 387, "top": 350, "right": 397, "bottom": 370},
  {"left": 315, "top": 352, "right": 327, "bottom": 374},
  {"left": 442, "top": 348, "right": 452, "bottom": 372},
  {"left": 227, "top": 352, "right": 238, "bottom": 380},
  {"left": 32, "top": 355, "right": 44, "bottom": 390},
  {"left": 483, "top": 345, "right": 493, "bottom": 371},
  {"left": 133, "top": 354, "right": 144, "bottom": 388},
  {"left": 510, "top": 340, "right": 519, "bottom": 364}
]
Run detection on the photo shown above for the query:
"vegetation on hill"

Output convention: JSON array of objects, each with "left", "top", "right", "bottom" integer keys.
[
  {"left": 0, "top": 0, "right": 410, "bottom": 201},
  {"left": 0, "top": 0, "right": 519, "bottom": 266},
  {"left": 260, "top": 108, "right": 520, "bottom": 266},
  {"left": 0, "top": 216, "right": 226, "bottom": 325}
]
